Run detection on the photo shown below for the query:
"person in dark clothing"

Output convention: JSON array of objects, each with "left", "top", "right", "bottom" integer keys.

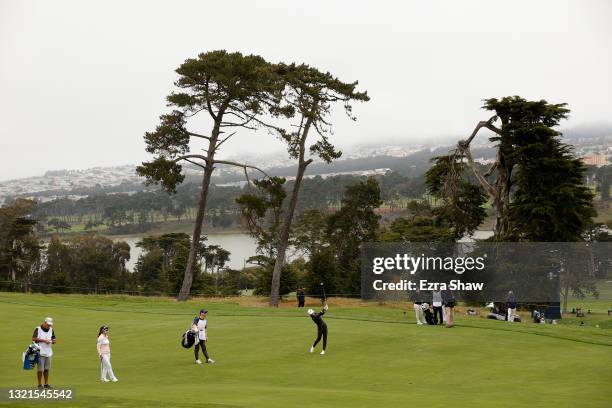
[
  {"left": 308, "top": 304, "right": 328, "bottom": 355},
  {"left": 296, "top": 287, "right": 305, "bottom": 307},
  {"left": 423, "top": 303, "right": 436, "bottom": 325},
  {"left": 443, "top": 290, "right": 456, "bottom": 327},
  {"left": 506, "top": 291, "right": 517, "bottom": 323},
  {"left": 431, "top": 290, "right": 443, "bottom": 325}
]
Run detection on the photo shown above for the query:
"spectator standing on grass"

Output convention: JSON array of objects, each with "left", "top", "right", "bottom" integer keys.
[
  {"left": 507, "top": 291, "right": 517, "bottom": 323},
  {"left": 443, "top": 290, "right": 456, "bottom": 328},
  {"left": 32, "top": 317, "right": 56, "bottom": 389},
  {"left": 297, "top": 287, "right": 305, "bottom": 308},
  {"left": 97, "top": 325, "right": 118, "bottom": 382},
  {"left": 411, "top": 289, "right": 425, "bottom": 325},
  {"left": 432, "top": 290, "right": 443, "bottom": 325}
]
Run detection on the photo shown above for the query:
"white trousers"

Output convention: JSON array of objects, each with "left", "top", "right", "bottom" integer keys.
[
  {"left": 507, "top": 308, "right": 516, "bottom": 322},
  {"left": 100, "top": 353, "right": 117, "bottom": 381},
  {"left": 413, "top": 304, "right": 424, "bottom": 323}
]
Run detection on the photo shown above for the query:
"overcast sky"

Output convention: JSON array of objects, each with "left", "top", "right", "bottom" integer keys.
[{"left": 0, "top": 0, "right": 610, "bottom": 181}]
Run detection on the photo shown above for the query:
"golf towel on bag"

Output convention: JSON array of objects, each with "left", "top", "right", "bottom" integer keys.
[{"left": 181, "top": 330, "right": 196, "bottom": 349}]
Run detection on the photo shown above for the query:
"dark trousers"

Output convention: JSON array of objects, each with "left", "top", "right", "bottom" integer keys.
[
  {"left": 424, "top": 310, "right": 435, "bottom": 325},
  {"left": 433, "top": 306, "right": 443, "bottom": 325},
  {"left": 194, "top": 340, "right": 210, "bottom": 361},
  {"left": 297, "top": 296, "right": 305, "bottom": 307},
  {"left": 313, "top": 325, "right": 328, "bottom": 350}
]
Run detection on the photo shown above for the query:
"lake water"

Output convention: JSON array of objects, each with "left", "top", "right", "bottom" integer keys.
[
  {"left": 460, "top": 230, "right": 494, "bottom": 241},
  {"left": 117, "top": 229, "right": 495, "bottom": 272},
  {"left": 118, "top": 233, "right": 258, "bottom": 272}
]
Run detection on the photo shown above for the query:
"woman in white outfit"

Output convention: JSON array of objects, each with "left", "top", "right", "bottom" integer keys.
[{"left": 97, "top": 325, "right": 118, "bottom": 383}]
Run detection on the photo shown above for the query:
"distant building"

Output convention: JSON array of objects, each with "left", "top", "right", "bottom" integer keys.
[
  {"left": 474, "top": 157, "right": 495, "bottom": 165},
  {"left": 582, "top": 154, "right": 610, "bottom": 167},
  {"left": 386, "top": 147, "right": 412, "bottom": 158}
]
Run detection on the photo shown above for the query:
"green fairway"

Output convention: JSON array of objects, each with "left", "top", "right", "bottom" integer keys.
[{"left": 1, "top": 293, "right": 610, "bottom": 408}]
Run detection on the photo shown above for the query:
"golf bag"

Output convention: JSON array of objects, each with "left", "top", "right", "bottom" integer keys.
[
  {"left": 22, "top": 343, "right": 40, "bottom": 370},
  {"left": 181, "top": 329, "right": 196, "bottom": 349},
  {"left": 422, "top": 303, "right": 435, "bottom": 325},
  {"left": 533, "top": 310, "right": 545, "bottom": 324},
  {"left": 486, "top": 303, "right": 506, "bottom": 321}
]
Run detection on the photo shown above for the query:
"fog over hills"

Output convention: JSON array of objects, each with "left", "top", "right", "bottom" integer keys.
[{"left": 1, "top": 124, "right": 610, "bottom": 204}]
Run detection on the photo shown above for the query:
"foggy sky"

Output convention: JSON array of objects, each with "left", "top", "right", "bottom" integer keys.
[{"left": 0, "top": 0, "right": 610, "bottom": 181}]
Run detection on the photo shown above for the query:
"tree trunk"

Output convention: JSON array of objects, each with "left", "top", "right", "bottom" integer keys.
[
  {"left": 493, "top": 158, "right": 512, "bottom": 239},
  {"left": 177, "top": 161, "right": 213, "bottom": 301},
  {"left": 459, "top": 117, "right": 516, "bottom": 241},
  {"left": 268, "top": 110, "right": 316, "bottom": 307},
  {"left": 177, "top": 116, "right": 223, "bottom": 301},
  {"left": 269, "top": 160, "right": 309, "bottom": 306},
  {"left": 561, "top": 280, "right": 570, "bottom": 314}
]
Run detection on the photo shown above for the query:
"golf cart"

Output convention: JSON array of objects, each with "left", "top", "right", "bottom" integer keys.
[{"left": 485, "top": 302, "right": 521, "bottom": 322}]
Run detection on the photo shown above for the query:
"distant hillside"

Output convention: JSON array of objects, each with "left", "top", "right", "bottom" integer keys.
[
  {"left": 6, "top": 124, "right": 608, "bottom": 204},
  {"left": 561, "top": 123, "right": 612, "bottom": 140}
]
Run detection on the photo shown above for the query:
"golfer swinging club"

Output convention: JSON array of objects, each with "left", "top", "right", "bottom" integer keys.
[{"left": 308, "top": 304, "right": 329, "bottom": 355}]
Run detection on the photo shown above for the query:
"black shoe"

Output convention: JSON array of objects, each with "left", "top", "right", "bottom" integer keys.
[
  {"left": 37, "top": 385, "right": 43, "bottom": 389},
  {"left": 44, "top": 384, "right": 52, "bottom": 389}
]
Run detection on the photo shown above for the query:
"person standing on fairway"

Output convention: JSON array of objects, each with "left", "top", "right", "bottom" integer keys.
[
  {"left": 431, "top": 290, "right": 443, "bottom": 325},
  {"left": 443, "top": 290, "right": 456, "bottom": 328},
  {"left": 308, "top": 304, "right": 328, "bottom": 355},
  {"left": 192, "top": 309, "right": 215, "bottom": 364},
  {"left": 97, "top": 325, "right": 118, "bottom": 382},
  {"left": 506, "top": 291, "right": 517, "bottom": 322},
  {"left": 32, "top": 317, "right": 56, "bottom": 389},
  {"left": 296, "top": 287, "right": 305, "bottom": 308},
  {"left": 411, "top": 289, "right": 425, "bottom": 325}
]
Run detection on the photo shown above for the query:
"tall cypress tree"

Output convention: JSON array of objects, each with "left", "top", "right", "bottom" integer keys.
[
  {"left": 137, "top": 51, "right": 283, "bottom": 301},
  {"left": 267, "top": 64, "right": 369, "bottom": 306},
  {"left": 431, "top": 96, "right": 595, "bottom": 241}
]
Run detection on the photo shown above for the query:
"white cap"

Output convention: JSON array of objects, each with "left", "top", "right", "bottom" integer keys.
[
  {"left": 307, "top": 309, "right": 314, "bottom": 315},
  {"left": 44, "top": 317, "right": 54, "bottom": 326}
]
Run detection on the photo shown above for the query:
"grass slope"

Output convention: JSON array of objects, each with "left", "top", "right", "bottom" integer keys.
[{"left": 0, "top": 293, "right": 610, "bottom": 408}]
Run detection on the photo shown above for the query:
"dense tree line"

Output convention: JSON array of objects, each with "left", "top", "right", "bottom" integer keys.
[
  {"left": 0, "top": 198, "right": 247, "bottom": 295},
  {"left": 13, "top": 162, "right": 609, "bottom": 241},
  {"left": 1, "top": 163, "right": 609, "bottom": 302},
  {"left": 24, "top": 172, "right": 426, "bottom": 237},
  {"left": 586, "top": 165, "right": 612, "bottom": 202},
  {"left": 30, "top": 183, "right": 244, "bottom": 235},
  {"left": 0, "top": 177, "right": 387, "bottom": 298},
  {"left": 133, "top": 233, "right": 243, "bottom": 296},
  {"left": 41, "top": 235, "right": 130, "bottom": 293},
  {"left": 238, "top": 178, "right": 383, "bottom": 297},
  {"left": 0, "top": 200, "right": 133, "bottom": 293},
  {"left": 0, "top": 199, "right": 41, "bottom": 290}
]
